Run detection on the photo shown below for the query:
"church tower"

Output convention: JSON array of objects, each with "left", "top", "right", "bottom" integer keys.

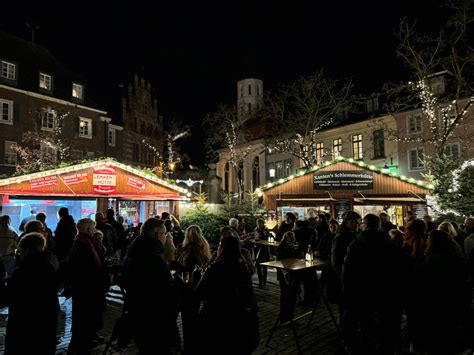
[{"left": 237, "top": 78, "right": 263, "bottom": 119}]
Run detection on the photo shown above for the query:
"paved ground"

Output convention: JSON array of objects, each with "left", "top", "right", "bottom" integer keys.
[{"left": 1, "top": 269, "right": 473, "bottom": 354}]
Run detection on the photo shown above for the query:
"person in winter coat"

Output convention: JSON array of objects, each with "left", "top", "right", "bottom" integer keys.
[
  {"left": 254, "top": 218, "right": 271, "bottom": 288},
  {"left": 405, "top": 219, "right": 427, "bottom": 258},
  {"left": 195, "top": 233, "right": 257, "bottom": 354},
  {"left": 276, "top": 212, "right": 296, "bottom": 241},
  {"left": 122, "top": 218, "right": 179, "bottom": 354},
  {"left": 67, "top": 218, "right": 109, "bottom": 354},
  {"left": 379, "top": 212, "right": 397, "bottom": 235},
  {"left": 0, "top": 232, "right": 59, "bottom": 355},
  {"left": 94, "top": 212, "right": 116, "bottom": 257},
  {"left": 410, "top": 230, "right": 467, "bottom": 354},
  {"left": 342, "top": 214, "right": 404, "bottom": 355},
  {"left": 54, "top": 207, "right": 76, "bottom": 261},
  {"left": 0, "top": 215, "right": 18, "bottom": 276}
]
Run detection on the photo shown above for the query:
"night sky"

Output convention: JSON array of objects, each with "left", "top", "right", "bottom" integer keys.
[{"left": 1, "top": 1, "right": 447, "bottom": 165}]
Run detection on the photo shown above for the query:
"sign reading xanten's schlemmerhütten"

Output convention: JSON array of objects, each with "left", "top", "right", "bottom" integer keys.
[{"left": 313, "top": 170, "right": 374, "bottom": 189}]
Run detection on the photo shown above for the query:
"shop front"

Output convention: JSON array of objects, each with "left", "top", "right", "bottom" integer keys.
[
  {"left": 0, "top": 158, "right": 188, "bottom": 231},
  {"left": 258, "top": 157, "right": 433, "bottom": 226}
]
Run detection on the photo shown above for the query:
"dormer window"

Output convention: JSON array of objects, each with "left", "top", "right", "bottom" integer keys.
[
  {"left": 39, "top": 72, "right": 52, "bottom": 91},
  {"left": 1, "top": 60, "right": 16, "bottom": 80},
  {"left": 72, "top": 83, "right": 84, "bottom": 100},
  {"left": 366, "top": 96, "right": 379, "bottom": 113}
]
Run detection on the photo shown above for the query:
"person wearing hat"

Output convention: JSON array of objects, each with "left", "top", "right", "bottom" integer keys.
[
  {"left": 330, "top": 210, "right": 361, "bottom": 321},
  {"left": 276, "top": 212, "right": 297, "bottom": 241}
]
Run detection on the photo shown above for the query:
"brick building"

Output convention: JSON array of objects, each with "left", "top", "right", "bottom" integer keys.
[{"left": 0, "top": 31, "right": 123, "bottom": 177}]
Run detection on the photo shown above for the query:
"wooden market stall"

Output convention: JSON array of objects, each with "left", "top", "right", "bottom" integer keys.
[
  {"left": 0, "top": 158, "right": 188, "bottom": 228},
  {"left": 258, "top": 156, "right": 433, "bottom": 226}
]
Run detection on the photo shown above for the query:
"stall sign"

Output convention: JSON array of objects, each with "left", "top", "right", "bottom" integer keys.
[
  {"left": 127, "top": 176, "right": 146, "bottom": 190},
  {"left": 93, "top": 166, "right": 116, "bottom": 193},
  {"left": 313, "top": 171, "right": 373, "bottom": 189},
  {"left": 63, "top": 172, "right": 89, "bottom": 186},
  {"left": 30, "top": 176, "right": 59, "bottom": 189},
  {"left": 335, "top": 199, "right": 351, "bottom": 223},
  {"left": 412, "top": 204, "right": 429, "bottom": 220}
]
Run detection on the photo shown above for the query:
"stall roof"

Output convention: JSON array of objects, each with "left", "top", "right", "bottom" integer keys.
[
  {"left": 0, "top": 158, "right": 189, "bottom": 200},
  {"left": 257, "top": 156, "right": 434, "bottom": 193}
]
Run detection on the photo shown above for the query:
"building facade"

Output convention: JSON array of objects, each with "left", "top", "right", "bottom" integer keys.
[
  {"left": 0, "top": 32, "right": 122, "bottom": 177},
  {"left": 120, "top": 74, "right": 163, "bottom": 169}
]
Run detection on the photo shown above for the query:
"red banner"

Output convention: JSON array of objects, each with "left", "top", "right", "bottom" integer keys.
[
  {"left": 63, "top": 172, "right": 89, "bottom": 186},
  {"left": 30, "top": 176, "right": 59, "bottom": 189},
  {"left": 127, "top": 176, "right": 146, "bottom": 190},
  {"left": 93, "top": 166, "right": 116, "bottom": 194}
]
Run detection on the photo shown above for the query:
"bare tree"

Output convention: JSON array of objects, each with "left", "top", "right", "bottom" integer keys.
[
  {"left": 385, "top": 1, "right": 474, "bottom": 209},
  {"left": 266, "top": 69, "right": 354, "bottom": 168},
  {"left": 204, "top": 104, "right": 251, "bottom": 203}
]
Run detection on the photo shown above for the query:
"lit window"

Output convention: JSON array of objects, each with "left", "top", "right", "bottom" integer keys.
[
  {"left": 276, "top": 161, "right": 283, "bottom": 178},
  {"left": 108, "top": 128, "right": 116, "bottom": 146},
  {"left": 409, "top": 148, "right": 424, "bottom": 170},
  {"left": 72, "top": 83, "right": 84, "bottom": 100},
  {"left": 407, "top": 115, "right": 422, "bottom": 134},
  {"left": 40, "top": 141, "right": 57, "bottom": 163},
  {"left": 352, "top": 134, "right": 363, "bottom": 160},
  {"left": 79, "top": 117, "right": 92, "bottom": 138},
  {"left": 39, "top": 72, "right": 52, "bottom": 91},
  {"left": 41, "top": 108, "right": 56, "bottom": 131},
  {"left": 4, "top": 141, "right": 17, "bottom": 166},
  {"left": 316, "top": 142, "right": 324, "bottom": 164},
  {"left": 1, "top": 61, "right": 16, "bottom": 80},
  {"left": 284, "top": 160, "right": 292, "bottom": 177},
  {"left": 332, "top": 138, "right": 342, "bottom": 159},
  {"left": 0, "top": 99, "right": 13, "bottom": 124}
]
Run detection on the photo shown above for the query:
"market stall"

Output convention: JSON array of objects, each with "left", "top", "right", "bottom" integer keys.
[
  {"left": 258, "top": 156, "right": 433, "bottom": 226},
  {"left": 0, "top": 158, "right": 188, "bottom": 230}
]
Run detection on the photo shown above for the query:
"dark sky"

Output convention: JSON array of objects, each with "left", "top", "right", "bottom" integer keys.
[{"left": 1, "top": 1, "right": 447, "bottom": 165}]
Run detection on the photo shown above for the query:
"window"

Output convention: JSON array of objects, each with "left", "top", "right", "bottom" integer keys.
[
  {"left": 407, "top": 115, "right": 422, "bottom": 134},
  {"left": 1, "top": 61, "right": 16, "bottom": 80},
  {"left": 40, "top": 142, "right": 57, "bottom": 162},
  {"left": 257, "top": 85, "right": 260, "bottom": 96},
  {"left": 276, "top": 161, "right": 283, "bottom": 178},
  {"left": 268, "top": 163, "right": 276, "bottom": 179},
  {"left": 252, "top": 156, "right": 260, "bottom": 190},
  {"left": 0, "top": 99, "right": 13, "bottom": 124},
  {"left": 332, "top": 138, "right": 342, "bottom": 159},
  {"left": 132, "top": 143, "right": 139, "bottom": 161},
  {"left": 352, "top": 134, "right": 363, "bottom": 160},
  {"left": 4, "top": 141, "right": 17, "bottom": 166},
  {"left": 239, "top": 85, "right": 243, "bottom": 98},
  {"left": 366, "top": 97, "right": 379, "bottom": 113},
  {"left": 316, "top": 142, "right": 324, "bottom": 164},
  {"left": 248, "top": 102, "right": 252, "bottom": 115},
  {"left": 225, "top": 162, "right": 230, "bottom": 192},
  {"left": 108, "top": 128, "right": 116, "bottom": 146},
  {"left": 284, "top": 159, "right": 292, "bottom": 177},
  {"left": 41, "top": 108, "right": 56, "bottom": 131},
  {"left": 39, "top": 72, "right": 52, "bottom": 91},
  {"left": 79, "top": 118, "right": 92, "bottom": 138},
  {"left": 373, "top": 129, "right": 385, "bottom": 159},
  {"left": 409, "top": 148, "right": 424, "bottom": 171},
  {"left": 445, "top": 143, "right": 460, "bottom": 159},
  {"left": 248, "top": 84, "right": 252, "bottom": 95},
  {"left": 72, "top": 83, "right": 84, "bottom": 100}
]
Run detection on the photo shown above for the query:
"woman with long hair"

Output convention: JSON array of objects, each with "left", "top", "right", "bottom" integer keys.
[
  {"left": 195, "top": 232, "right": 257, "bottom": 354},
  {"left": 405, "top": 219, "right": 427, "bottom": 258},
  {"left": 176, "top": 225, "right": 212, "bottom": 272}
]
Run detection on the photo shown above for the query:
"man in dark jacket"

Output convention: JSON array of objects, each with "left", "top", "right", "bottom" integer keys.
[
  {"left": 106, "top": 209, "right": 124, "bottom": 242},
  {"left": 122, "top": 217, "right": 179, "bottom": 354},
  {"left": 95, "top": 212, "right": 116, "bottom": 257},
  {"left": 276, "top": 212, "right": 296, "bottom": 241},
  {"left": 54, "top": 207, "right": 76, "bottom": 261},
  {"left": 342, "top": 214, "right": 404, "bottom": 355},
  {"left": 379, "top": 212, "right": 397, "bottom": 235}
]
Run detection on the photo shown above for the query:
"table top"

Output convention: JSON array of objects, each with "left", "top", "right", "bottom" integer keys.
[
  {"left": 259, "top": 258, "right": 326, "bottom": 271},
  {"left": 250, "top": 239, "right": 281, "bottom": 247}
]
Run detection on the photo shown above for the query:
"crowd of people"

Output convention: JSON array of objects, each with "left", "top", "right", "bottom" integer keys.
[{"left": 0, "top": 205, "right": 473, "bottom": 354}]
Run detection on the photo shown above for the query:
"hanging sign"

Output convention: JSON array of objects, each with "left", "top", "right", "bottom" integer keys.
[
  {"left": 335, "top": 200, "right": 351, "bottom": 222},
  {"left": 412, "top": 204, "right": 429, "bottom": 220},
  {"left": 63, "top": 172, "right": 89, "bottom": 186},
  {"left": 127, "top": 176, "right": 146, "bottom": 190},
  {"left": 93, "top": 166, "right": 116, "bottom": 193},
  {"left": 313, "top": 170, "right": 374, "bottom": 189},
  {"left": 30, "top": 176, "right": 59, "bottom": 189}
]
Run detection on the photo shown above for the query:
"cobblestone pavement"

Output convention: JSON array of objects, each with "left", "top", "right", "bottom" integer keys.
[{"left": 1, "top": 269, "right": 473, "bottom": 354}]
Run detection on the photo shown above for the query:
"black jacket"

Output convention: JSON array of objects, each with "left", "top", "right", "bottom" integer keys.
[
  {"left": 331, "top": 225, "right": 358, "bottom": 276},
  {"left": 341, "top": 229, "right": 404, "bottom": 309},
  {"left": 54, "top": 215, "right": 76, "bottom": 260},
  {"left": 1, "top": 251, "right": 58, "bottom": 355}
]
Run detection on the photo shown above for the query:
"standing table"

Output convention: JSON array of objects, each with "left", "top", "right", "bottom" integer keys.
[{"left": 259, "top": 258, "right": 340, "bottom": 353}]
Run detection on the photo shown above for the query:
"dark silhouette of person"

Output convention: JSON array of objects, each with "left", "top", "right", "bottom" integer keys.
[
  {"left": 0, "top": 232, "right": 59, "bottom": 355},
  {"left": 18, "top": 208, "right": 38, "bottom": 232},
  {"left": 54, "top": 207, "right": 76, "bottom": 262}
]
